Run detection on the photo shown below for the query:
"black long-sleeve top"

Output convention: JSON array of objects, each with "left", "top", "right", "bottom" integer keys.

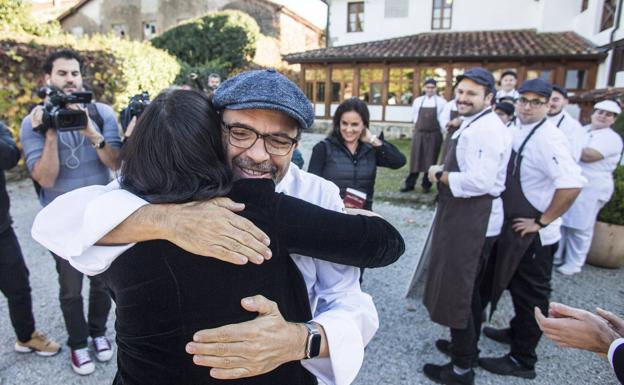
[
  {"left": 0, "top": 122, "right": 21, "bottom": 233},
  {"left": 308, "top": 134, "right": 406, "bottom": 210},
  {"left": 102, "top": 178, "right": 405, "bottom": 385}
]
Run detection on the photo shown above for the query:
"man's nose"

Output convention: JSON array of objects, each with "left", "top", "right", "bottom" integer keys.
[{"left": 245, "top": 137, "right": 271, "bottom": 163}]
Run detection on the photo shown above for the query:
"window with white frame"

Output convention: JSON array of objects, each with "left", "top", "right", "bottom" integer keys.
[
  {"left": 143, "top": 21, "right": 158, "bottom": 39},
  {"left": 347, "top": 2, "right": 364, "bottom": 32}
]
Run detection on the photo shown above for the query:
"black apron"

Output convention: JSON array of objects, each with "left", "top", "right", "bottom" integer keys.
[
  {"left": 409, "top": 97, "right": 443, "bottom": 173},
  {"left": 423, "top": 108, "right": 494, "bottom": 329},
  {"left": 488, "top": 118, "right": 547, "bottom": 314},
  {"left": 440, "top": 108, "right": 460, "bottom": 161}
]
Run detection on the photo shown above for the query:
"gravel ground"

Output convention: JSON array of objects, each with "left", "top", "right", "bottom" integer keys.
[{"left": 0, "top": 132, "right": 622, "bottom": 384}]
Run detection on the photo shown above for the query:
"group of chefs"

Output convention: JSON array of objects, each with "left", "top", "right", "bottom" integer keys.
[{"left": 404, "top": 67, "right": 623, "bottom": 385}]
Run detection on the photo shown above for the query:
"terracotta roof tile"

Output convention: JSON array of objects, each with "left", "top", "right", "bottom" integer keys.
[{"left": 284, "top": 29, "right": 605, "bottom": 63}]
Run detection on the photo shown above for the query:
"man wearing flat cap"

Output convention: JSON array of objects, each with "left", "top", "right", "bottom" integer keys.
[
  {"left": 401, "top": 78, "right": 448, "bottom": 193},
  {"left": 556, "top": 99, "right": 624, "bottom": 275},
  {"left": 32, "top": 69, "right": 379, "bottom": 385},
  {"left": 420, "top": 67, "right": 512, "bottom": 385},
  {"left": 546, "top": 85, "right": 585, "bottom": 162},
  {"left": 494, "top": 102, "right": 515, "bottom": 125},
  {"left": 480, "top": 79, "right": 585, "bottom": 379}
]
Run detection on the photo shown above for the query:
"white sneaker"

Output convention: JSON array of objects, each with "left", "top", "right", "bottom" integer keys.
[
  {"left": 70, "top": 347, "right": 95, "bottom": 375},
  {"left": 93, "top": 336, "right": 113, "bottom": 362},
  {"left": 557, "top": 264, "right": 581, "bottom": 276}
]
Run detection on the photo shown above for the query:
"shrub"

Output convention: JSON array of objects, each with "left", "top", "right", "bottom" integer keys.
[
  {"left": 0, "top": 0, "right": 63, "bottom": 37},
  {"left": 152, "top": 10, "right": 259, "bottom": 75},
  {"left": 598, "top": 165, "right": 624, "bottom": 226},
  {"left": 0, "top": 32, "right": 180, "bottom": 140}
]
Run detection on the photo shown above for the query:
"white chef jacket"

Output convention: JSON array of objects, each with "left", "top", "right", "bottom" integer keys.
[
  {"left": 496, "top": 89, "right": 519, "bottom": 102},
  {"left": 508, "top": 119, "right": 586, "bottom": 245},
  {"left": 547, "top": 110, "right": 586, "bottom": 162},
  {"left": 447, "top": 108, "right": 512, "bottom": 237},
  {"left": 31, "top": 164, "right": 378, "bottom": 385},
  {"left": 438, "top": 99, "right": 460, "bottom": 135},
  {"left": 411, "top": 95, "right": 447, "bottom": 124},
  {"left": 562, "top": 126, "right": 623, "bottom": 230}
]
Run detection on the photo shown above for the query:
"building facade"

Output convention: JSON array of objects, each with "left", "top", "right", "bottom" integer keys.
[{"left": 286, "top": 0, "right": 623, "bottom": 122}]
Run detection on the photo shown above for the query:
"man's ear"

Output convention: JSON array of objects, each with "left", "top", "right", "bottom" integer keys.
[{"left": 44, "top": 74, "right": 51, "bottom": 86}]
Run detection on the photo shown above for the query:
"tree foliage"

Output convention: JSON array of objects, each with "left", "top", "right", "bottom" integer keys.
[
  {"left": 0, "top": 0, "right": 62, "bottom": 36},
  {"left": 599, "top": 165, "right": 624, "bottom": 226}
]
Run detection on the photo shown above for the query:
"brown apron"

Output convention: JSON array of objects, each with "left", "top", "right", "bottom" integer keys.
[
  {"left": 487, "top": 118, "right": 546, "bottom": 314},
  {"left": 440, "top": 108, "right": 460, "bottom": 161},
  {"left": 423, "top": 109, "right": 494, "bottom": 329},
  {"left": 409, "top": 98, "right": 443, "bottom": 173}
]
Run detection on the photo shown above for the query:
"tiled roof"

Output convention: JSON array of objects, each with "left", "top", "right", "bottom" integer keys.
[{"left": 284, "top": 29, "right": 606, "bottom": 63}]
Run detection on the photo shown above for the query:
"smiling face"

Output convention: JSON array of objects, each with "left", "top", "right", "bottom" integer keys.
[
  {"left": 500, "top": 74, "right": 517, "bottom": 92},
  {"left": 454, "top": 78, "right": 492, "bottom": 117},
  {"left": 591, "top": 109, "right": 617, "bottom": 129},
  {"left": 45, "top": 58, "right": 83, "bottom": 94},
  {"left": 424, "top": 83, "right": 437, "bottom": 97},
  {"left": 222, "top": 109, "right": 299, "bottom": 184},
  {"left": 339, "top": 110, "right": 366, "bottom": 145}
]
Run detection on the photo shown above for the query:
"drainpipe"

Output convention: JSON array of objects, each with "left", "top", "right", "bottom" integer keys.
[{"left": 324, "top": 0, "right": 330, "bottom": 47}]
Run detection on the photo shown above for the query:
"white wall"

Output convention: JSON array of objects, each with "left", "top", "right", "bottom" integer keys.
[{"left": 80, "top": 0, "right": 102, "bottom": 25}]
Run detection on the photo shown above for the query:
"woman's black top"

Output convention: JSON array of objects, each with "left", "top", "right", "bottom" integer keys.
[
  {"left": 308, "top": 135, "right": 406, "bottom": 210},
  {"left": 101, "top": 178, "right": 404, "bottom": 385}
]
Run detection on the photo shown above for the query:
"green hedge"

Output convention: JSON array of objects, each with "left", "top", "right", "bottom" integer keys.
[
  {"left": 598, "top": 165, "right": 624, "bottom": 225},
  {"left": 0, "top": 32, "right": 180, "bottom": 140},
  {"left": 152, "top": 10, "right": 259, "bottom": 76}
]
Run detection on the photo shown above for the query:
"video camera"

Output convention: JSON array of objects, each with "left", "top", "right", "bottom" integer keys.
[
  {"left": 119, "top": 92, "right": 150, "bottom": 133},
  {"left": 34, "top": 87, "right": 93, "bottom": 134}
]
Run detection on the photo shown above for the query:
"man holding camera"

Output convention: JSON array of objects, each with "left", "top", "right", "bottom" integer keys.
[{"left": 20, "top": 49, "right": 121, "bottom": 375}]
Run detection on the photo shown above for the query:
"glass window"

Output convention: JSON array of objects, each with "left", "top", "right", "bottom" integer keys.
[
  {"left": 565, "top": 69, "right": 587, "bottom": 89},
  {"left": 359, "top": 68, "right": 384, "bottom": 104},
  {"left": 112, "top": 24, "right": 127, "bottom": 38},
  {"left": 388, "top": 68, "right": 414, "bottom": 105},
  {"left": 143, "top": 21, "right": 158, "bottom": 40},
  {"left": 348, "top": 2, "right": 365, "bottom": 32},
  {"left": 601, "top": 0, "right": 617, "bottom": 31},
  {"left": 331, "top": 69, "right": 354, "bottom": 102},
  {"left": 420, "top": 67, "right": 447, "bottom": 96},
  {"left": 431, "top": 0, "right": 453, "bottom": 30},
  {"left": 304, "top": 69, "right": 326, "bottom": 103},
  {"left": 526, "top": 69, "right": 553, "bottom": 82}
]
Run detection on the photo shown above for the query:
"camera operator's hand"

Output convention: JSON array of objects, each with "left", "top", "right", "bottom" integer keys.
[
  {"left": 70, "top": 104, "right": 103, "bottom": 142},
  {"left": 125, "top": 116, "right": 137, "bottom": 138},
  {"left": 29, "top": 106, "right": 44, "bottom": 129}
]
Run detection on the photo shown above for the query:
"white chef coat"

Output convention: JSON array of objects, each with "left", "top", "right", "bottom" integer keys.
[
  {"left": 508, "top": 119, "right": 586, "bottom": 245},
  {"left": 547, "top": 110, "right": 586, "bottom": 162},
  {"left": 562, "top": 126, "right": 623, "bottom": 230},
  {"left": 31, "top": 163, "right": 378, "bottom": 385},
  {"left": 438, "top": 99, "right": 460, "bottom": 135},
  {"left": 411, "top": 95, "right": 447, "bottom": 124},
  {"left": 447, "top": 108, "right": 513, "bottom": 237},
  {"left": 496, "top": 89, "right": 519, "bottom": 102}
]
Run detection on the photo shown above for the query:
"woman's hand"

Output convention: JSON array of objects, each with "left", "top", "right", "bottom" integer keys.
[{"left": 361, "top": 129, "right": 381, "bottom": 146}]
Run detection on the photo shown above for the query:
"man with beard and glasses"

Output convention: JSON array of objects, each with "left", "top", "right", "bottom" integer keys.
[
  {"left": 420, "top": 68, "right": 512, "bottom": 385},
  {"left": 479, "top": 79, "right": 585, "bottom": 379},
  {"left": 20, "top": 49, "right": 121, "bottom": 375},
  {"left": 546, "top": 85, "right": 585, "bottom": 162},
  {"left": 32, "top": 69, "right": 378, "bottom": 385}
]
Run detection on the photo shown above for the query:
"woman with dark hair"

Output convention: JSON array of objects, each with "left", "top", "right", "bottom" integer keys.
[
  {"left": 308, "top": 97, "right": 406, "bottom": 210},
  {"left": 100, "top": 89, "right": 404, "bottom": 385}
]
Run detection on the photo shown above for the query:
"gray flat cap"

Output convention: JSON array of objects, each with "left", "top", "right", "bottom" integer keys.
[{"left": 213, "top": 69, "right": 315, "bottom": 129}]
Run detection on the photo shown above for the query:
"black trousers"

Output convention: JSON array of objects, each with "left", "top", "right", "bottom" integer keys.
[
  {"left": 449, "top": 236, "right": 496, "bottom": 369},
  {"left": 507, "top": 239, "right": 557, "bottom": 368},
  {"left": 404, "top": 172, "right": 433, "bottom": 190},
  {"left": 0, "top": 227, "right": 35, "bottom": 342},
  {"left": 52, "top": 253, "right": 111, "bottom": 349}
]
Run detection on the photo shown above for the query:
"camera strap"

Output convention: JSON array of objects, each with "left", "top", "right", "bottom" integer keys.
[{"left": 86, "top": 103, "right": 104, "bottom": 133}]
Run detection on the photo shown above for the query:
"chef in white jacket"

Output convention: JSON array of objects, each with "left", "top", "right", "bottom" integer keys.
[
  {"left": 546, "top": 85, "right": 586, "bottom": 162},
  {"left": 556, "top": 100, "right": 624, "bottom": 275}
]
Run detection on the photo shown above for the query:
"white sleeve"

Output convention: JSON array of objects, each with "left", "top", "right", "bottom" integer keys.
[
  {"left": 436, "top": 96, "right": 448, "bottom": 123},
  {"left": 438, "top": 102, "right": 452, "bottom": 135},
  {"left": 300, "top": 192, "right": 379, "bottom": 385},
  {"left": 31, "top": 180, "right": 149, "bottom": 275},
  {"left": 589, "top": 131, "right": 624, "bottom": 159},
  {"left": 540, "top": 131, "right": 586, "bottom": 189},
  {"left": 412, "top": 97, "right": 420, "bottom": 124},
  {"left": 448, "top": 128, "right": 503, "bottom": 197},
  {"left": 609, "top": 338, "right": 624, "bottom": 370}
]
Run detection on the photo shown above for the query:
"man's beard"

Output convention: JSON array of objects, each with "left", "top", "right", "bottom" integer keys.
[
  {"left": 232, "top": 156, "right": 280, "bottom": 183},
  {"left": 547, "top": 107, "right": 563, "bottom": 117}
]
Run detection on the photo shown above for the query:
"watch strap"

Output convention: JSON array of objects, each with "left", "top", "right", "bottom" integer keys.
[{"left": 535, "top": 217, "right": 547, "bottom": 228}]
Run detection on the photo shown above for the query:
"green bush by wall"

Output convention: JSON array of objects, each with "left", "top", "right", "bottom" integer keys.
[{"left": 598, "top": 165, "right": 624, "bottom": 226}]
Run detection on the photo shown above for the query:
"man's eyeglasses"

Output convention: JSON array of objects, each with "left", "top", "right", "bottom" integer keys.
[
  {"left": 517, "top": 97, "right": 547, "bottom": 108},
  {"left": 222, "top": 123, "right": 298, "bottom": 156},
  {"left": 594, "top": 109, "right": 617, "bottom": 118}
]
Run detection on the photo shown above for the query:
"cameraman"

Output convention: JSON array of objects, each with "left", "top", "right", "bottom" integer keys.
[{"left": 19, "top": 49, "right": 121, "bottom": 376}]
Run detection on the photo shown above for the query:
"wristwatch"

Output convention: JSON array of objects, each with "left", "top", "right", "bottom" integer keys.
[
  {"left": 303, "top": 322, "right": 321, "bottom": 359},
  {"left": 535, "top": 217, "right": 548, "bottom": 228},
  {"left": 92, "top": 136, "right": 106, "bottom": 149},
  {"left": 369, "top": 134, "right": 378, "bottom": 144}
]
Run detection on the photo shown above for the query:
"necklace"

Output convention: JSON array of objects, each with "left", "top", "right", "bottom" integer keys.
[{"left": 58, "top": 132, "right": 85, "bottom": 169}]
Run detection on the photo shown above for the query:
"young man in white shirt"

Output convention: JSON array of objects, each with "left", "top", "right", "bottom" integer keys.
[
  {"left": 480, "top": 79, "right": 585, "bottom": 379},
  {"left": 495, "top": 70, "right": 520, "bottom": 103},
  {"left": 546, "top": 85, "right": 586, "bottom": 162},
  {"left": 556, "top": 100, "right": 624, "bottom": 275},
  {"left": 31, "top": 69, "right": 378, "bottom": 385}
]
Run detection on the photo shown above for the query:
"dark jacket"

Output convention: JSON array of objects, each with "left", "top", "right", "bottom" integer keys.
[
  {"left": 0, "top": 123, "right": 20, "bottom": 233},
  {"left": 308, "top": 134, "right": 406, "bottom": 210}
]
